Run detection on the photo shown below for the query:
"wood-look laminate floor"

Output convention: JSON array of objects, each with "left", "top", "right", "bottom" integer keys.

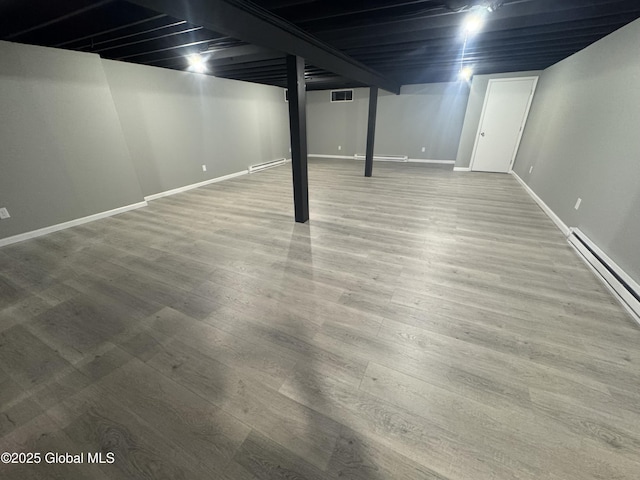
[{"left": 1, "top": 159, "right": 639, "bottom": 480}]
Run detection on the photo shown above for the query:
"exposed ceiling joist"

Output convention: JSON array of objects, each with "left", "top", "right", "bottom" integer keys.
[
  {"left": 147, "top": 44, "right": 280, "bottom": 69},
  {"left": 319, "top": 0, "right": 637, "bottom": 43},
  {"left": 1, "top": 0, "right": 639, "bottom": 90},
  {"left": 54, "top": 14, "right": 168, "bottom": 48},
  {"left": 3, "top": 0, "right": 114, "bottom": 40},
  {"left": 125, "top": 0, "right": 401, "bottom": 93}
]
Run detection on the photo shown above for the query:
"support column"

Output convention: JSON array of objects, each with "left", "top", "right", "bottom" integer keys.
[
  {"left": 364, "top": 86, "right": 379, "bottom": 177},
  {"left": 286, "top": 55, "right": 309, "bottom": 223}
]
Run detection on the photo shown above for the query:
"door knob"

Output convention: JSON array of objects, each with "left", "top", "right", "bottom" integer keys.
[{"left": 480, "top": 132, "right": 485, "bottom": 137}]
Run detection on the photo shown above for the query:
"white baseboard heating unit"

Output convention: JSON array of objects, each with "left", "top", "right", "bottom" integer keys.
[
  {"left": 354, "top": 154, "right": 408, "bottom": 162},
  {"left": 248, "top": 158, "right": 286, "bottom": 173},
  {"left": 568, "top": 228, "right": 640, "bottom": 324}
]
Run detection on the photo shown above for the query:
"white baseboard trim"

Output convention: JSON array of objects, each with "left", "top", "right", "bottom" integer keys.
[
  {"left": 144, "top": 169, "right": 248, "bottom": 201},
  {"left": 407, "top": 159, "right": 455, "bottom": 165},
  {"left": 309, "top": 154, "right": 454, "bottom": 165},
  {"left": 354, "top": 154, "right": 408, "bottom": 162},
  {"left": 453, "top": 167, "right": 471, "bottom": 172},
  {"left": 0, "top": 201, "right": 148, "bottom": 248},
  {"left": 308, "top": 154, "right": 354, "bottom": 160},
  {"left": 510, "top": 171, "right": 570, "bottom": 237}
]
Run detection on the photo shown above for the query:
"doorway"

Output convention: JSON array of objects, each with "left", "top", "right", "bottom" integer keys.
[{"left": 470, "top": 77, "right": 538, "bottom": 173}]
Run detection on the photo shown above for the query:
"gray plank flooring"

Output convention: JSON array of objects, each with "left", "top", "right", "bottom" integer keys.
[{"left": 1, "top": 159, "right": 639, "bottom": 479}]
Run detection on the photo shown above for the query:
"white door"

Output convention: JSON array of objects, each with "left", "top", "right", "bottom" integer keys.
[{"left": 470, "top": 77, "right": 538, "bottom": 173}]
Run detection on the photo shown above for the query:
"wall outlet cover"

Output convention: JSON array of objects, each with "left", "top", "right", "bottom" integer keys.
[
  {"left": 202, "top": 165, "right": 207, "bottom": 172},
  {"left": 0, "top": 207, "right": 10, "bottom": 219},
  {"left": 574, "top": 198, "right": 582, "bottom": 210},
  {"left": 421, "top": 147, "right": 426, "bottom": 152},
  {"left": 338, "top": 145, "right": 342, "bottom": 150},
  {"left": 529, "top": 166, "right": 534, "bottom": 173}
]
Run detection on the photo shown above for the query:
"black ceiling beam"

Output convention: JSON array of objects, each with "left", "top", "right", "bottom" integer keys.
[{"left": 125, "top": 0, "right": 401, "bottom": 94}]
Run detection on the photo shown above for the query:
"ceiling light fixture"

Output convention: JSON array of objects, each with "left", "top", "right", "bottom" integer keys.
[
  {"left": 187, "top": 53, "right": 207, "bottom": 74},
  {"left": 463, "top": 12, "right": 485, "bottom": 36},
  {"left": 460, "top": 66, "right": 474, "bottom": 82}
]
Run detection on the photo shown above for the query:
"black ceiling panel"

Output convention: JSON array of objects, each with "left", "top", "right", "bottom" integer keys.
[{"left": 1, "top": 0, "right": 639, "bottom": 90}]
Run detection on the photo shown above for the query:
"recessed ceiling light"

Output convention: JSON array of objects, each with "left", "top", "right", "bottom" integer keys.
[{"left": 187, "top": 53, "right": 207, "bottom": 74}]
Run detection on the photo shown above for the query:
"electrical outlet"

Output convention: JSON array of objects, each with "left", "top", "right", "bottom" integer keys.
[
  {"left": 529, "top": 166, "right": 533, "bottom": 174},
  {"left": 338, "top": 145, "right": 342, "bottom": 151},
  {"left": 574, "top": 198, "right": 582, "bottom": 210},
  {"left": 421, "top": 147, "right": 426, "bottom": 152},
  {"left": 202, "top": 165, "right": 207, "bottom": 172},
  {"left": 0, "top": 207, "right": 10, "bottom": 219}
]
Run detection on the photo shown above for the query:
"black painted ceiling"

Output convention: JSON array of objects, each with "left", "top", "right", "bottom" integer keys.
[{"left": 1, "top": 0, "right": 639, "bottom": 90}]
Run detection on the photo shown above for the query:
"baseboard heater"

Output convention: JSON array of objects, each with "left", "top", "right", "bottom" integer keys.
[
  {"left": 568, "top": 228, "right": 640, "bottom": 323},
  {"left": 354, "top": 154, "right": 408, "bottom": 162},
  {"left": 248, "top": 158, "right": 286, "bottom": 173}
]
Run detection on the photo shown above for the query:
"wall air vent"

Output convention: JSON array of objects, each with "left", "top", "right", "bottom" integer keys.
[
  {"left": 568, "top": 228, "right": 640, "bottom": 324},
  {"left": 330, "top": 89, "right": 354, "bottom": 102}
]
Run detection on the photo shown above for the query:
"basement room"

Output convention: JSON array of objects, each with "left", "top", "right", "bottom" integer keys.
[{"left": 1, "top": 0, "right": 639, "bottom": 479}]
